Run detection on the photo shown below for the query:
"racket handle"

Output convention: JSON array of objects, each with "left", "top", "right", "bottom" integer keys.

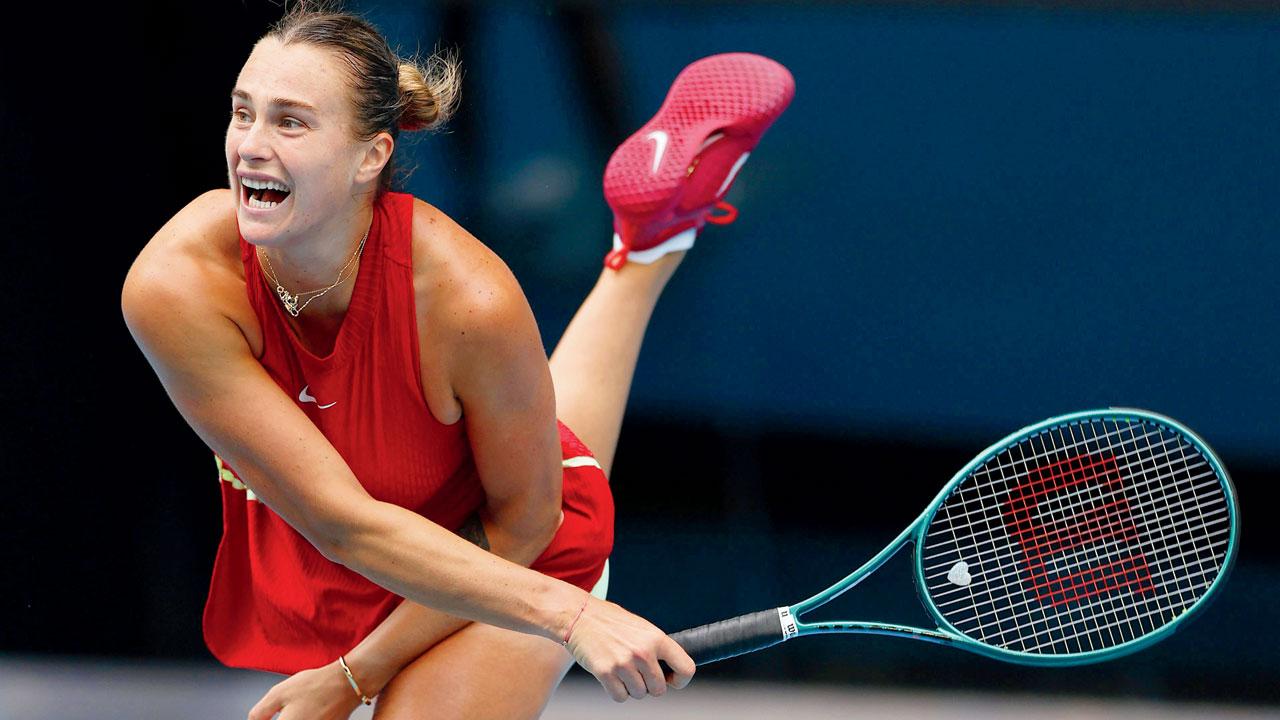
[{"left": 661, "top": 608, "right": 789, "bottom": 671}]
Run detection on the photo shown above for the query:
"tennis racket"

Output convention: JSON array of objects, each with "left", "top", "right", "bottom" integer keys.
[{"left": 667, "top": 409, "right": 1238, "bottom": 667}]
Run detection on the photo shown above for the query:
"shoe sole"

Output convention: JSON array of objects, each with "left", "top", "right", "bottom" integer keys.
[{"left": 603, "top": 53, "right": 796, "bottom": 249}]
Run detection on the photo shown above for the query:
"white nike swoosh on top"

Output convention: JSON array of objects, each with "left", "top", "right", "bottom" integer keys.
[
  {"left": 298, "top": 385, "right": 337, "bottom": 409},
  {"left": 645, "top": 130, "right": 669, "bottom": 175}
]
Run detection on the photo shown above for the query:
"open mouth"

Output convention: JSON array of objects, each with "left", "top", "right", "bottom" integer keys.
[{"left": 241, "top": 177, "right": 292, "bottom": 210}]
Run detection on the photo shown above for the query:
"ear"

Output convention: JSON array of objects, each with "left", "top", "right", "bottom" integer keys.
[{"left": 354, "top": 131, "right": 395, "bottom": 185}]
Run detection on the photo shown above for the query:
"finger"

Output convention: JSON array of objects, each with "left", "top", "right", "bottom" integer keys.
[
  {"left": 660, "top": 637, "right": 696, "bottom": 689},
  {"left": 638, "top": 653, "right": 668, "bottom": 697},
  {"left": 619, "top": 667, "right": 648, "bottom": 700},
  {"left": 598, "top": 673, "right": 629, "bottom": 703},
  {"left": 246, "top": 691, "right": 281, "bottom": 720}
]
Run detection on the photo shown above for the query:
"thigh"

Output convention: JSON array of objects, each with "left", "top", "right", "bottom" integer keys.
[{"left": 372, "top": 621, "right": 575, "bottom": 720}]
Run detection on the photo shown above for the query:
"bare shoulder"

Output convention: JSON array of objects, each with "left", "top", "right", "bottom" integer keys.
[
  {"left": 122, "top": 189, "right": 252, "bottom": 350},
  {"left": 124, "top": 189, "right": 241, "bottom": 300},
  {"left": 408, "top": 198, "right": 546, "bottom": 419},
  {"left": 409, "top": 198, "right": 533, "bottom": 341}
]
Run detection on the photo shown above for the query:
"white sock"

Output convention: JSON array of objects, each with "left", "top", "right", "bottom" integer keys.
[{"left": 611, "top": 227, "right": 698, "bottom": 264}]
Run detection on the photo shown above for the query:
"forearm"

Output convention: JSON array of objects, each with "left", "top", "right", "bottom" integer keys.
[
  {"left": 340, "top": 507, "right": 561, "bottom": 695},
  {"left": 325, "top": 499, "right": 582, "bottom": 648}
]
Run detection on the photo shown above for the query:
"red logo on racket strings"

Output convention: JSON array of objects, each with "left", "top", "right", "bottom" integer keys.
[{"left": 1003, "top": 452, "right": 1154, "bottom": 608}]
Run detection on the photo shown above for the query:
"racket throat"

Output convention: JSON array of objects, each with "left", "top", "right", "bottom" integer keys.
[{"left": 796, "top": 619, "right": 953, "bottom": 645}]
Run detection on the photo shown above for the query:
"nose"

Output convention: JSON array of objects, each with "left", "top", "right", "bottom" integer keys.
[{"left": 236, "top": 117, "right": 272, "bottom": 164}]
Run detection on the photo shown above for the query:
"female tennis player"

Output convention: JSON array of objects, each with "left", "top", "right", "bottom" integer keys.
[{"left": 122, "top": 4, "right": 791, "bottom": 718}]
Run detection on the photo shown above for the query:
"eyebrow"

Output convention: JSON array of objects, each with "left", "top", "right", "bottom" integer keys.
[{"left": 231, "top": 89, "right": 319, "bottom": 114}]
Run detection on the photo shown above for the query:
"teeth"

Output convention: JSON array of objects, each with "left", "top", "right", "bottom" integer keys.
[
  {"left": 247, "top": 195, "right": 281, "bottom": 209},
  {"left": 240, "top": 177, "right": 291, "bottom": 192}
]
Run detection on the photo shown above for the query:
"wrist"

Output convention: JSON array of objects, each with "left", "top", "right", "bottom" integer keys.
[
  {"left": 337, "top": 655, "right": 375, "bottom": 706},
  {"left": 339, "top": 647, "right": 396, "bottom": 699},
  {"left": 534, "top": 579, "right": 593, "bottom": 644},
  {"left": 561, "top": 594, "right": 591, "bottom": 646}
]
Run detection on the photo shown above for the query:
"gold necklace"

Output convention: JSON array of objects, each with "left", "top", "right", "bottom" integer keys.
[{"left": 256, "top": 225, "right": 370, "bottom": 317}]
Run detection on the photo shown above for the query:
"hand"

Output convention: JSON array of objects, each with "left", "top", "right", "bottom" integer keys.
[
  {"left": 247, "top": 660, "right": 365, "bottom": 720},
  {"left": 565, "top": 596, "right": 696, "bottom": 702}
]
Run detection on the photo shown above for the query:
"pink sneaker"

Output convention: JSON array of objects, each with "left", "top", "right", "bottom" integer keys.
[{"left": 602, "top": 52, "right": 795, "bottom": 270}]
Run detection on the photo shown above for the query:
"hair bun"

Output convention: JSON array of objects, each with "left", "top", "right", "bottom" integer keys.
[{"left": 397, "top": 51, "right": 460, "bottom": 132}]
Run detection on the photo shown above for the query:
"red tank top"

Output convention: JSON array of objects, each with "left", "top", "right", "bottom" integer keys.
[{"left": 204, "top": 192, "right": 484, "bottom": 672}]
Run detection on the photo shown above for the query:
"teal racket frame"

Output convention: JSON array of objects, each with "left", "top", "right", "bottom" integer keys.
[{"left": 782, "top": 408, "right": 1239, "bottom": 666}]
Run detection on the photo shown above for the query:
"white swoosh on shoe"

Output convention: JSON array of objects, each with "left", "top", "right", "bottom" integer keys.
[{"left": 645, "top": 130, "right": 669, "bottom": 175}]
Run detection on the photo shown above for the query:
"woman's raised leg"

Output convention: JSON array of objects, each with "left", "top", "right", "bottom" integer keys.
[{"left": 548, "top": 253, "right": 684, "bottom": 476}]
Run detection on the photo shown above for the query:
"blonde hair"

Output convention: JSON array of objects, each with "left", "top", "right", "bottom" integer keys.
[
  {"left": 396, "top": 51, "right": 461, "bottom": 133},
  {"left": 267, "top": 1, "right": 462, "bottom": 192}
]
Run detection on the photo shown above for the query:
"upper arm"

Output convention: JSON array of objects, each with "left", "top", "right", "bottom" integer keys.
[
  {"left": 427, "top": 226, "right": 562, "bottom": 531},
  {"left": 121, "top": 195, "right": 373, "bottom": 555},
  {"left": 455, "top": 288, "right": 562, "bottom": 512}
]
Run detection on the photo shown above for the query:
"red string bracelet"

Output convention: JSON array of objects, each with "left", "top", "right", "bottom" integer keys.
[{"left": 562, "top": 596, "right": 591, "bottom": 646}]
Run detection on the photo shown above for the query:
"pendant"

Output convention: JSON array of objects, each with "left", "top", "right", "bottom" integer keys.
[{"left": 276, "top": 285, "right": 301, "bottom": 317}]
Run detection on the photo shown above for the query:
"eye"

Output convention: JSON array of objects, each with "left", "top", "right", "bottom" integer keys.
[
  {"left": 281, "top": 117, "right": 306, "bottom": 130},
  {"left": 230, "top": 108, "right": 250, "bottom": 124}
]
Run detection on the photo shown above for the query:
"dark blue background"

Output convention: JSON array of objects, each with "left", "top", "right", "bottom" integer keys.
[
  {"left": 368, "top": 2, "right": 1280, "bottom": 463},
  {"left": 1, "top": 0, "right": 1275, "bottom": 706}
]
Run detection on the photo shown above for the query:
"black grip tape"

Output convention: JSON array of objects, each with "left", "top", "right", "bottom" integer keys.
[{"left": 660, "top": 609, "right": 786, "bottom": 673}]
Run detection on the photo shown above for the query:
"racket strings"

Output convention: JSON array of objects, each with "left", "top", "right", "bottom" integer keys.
[
  {"left": 934, "top": 528, "right": 1228, "bottom": 647},
  {"left": 982, "top": 421, "right": 1223, "bottom": 651},
  {"left": 920, "top": 418, "right": 1231, "bottom": 656},
  {"left": 925, "top": 449, "right": 1217, "bottom": 546},
  {"left": 927, "top": 493, "right": 1228, "bottom": 605},
  {"left": 923, "top": 465, "right": 1225, "bottom": 587},
  {"left": 993, "top": 421, "right": 1221, "bottom": 650},
  {"left": 923, "top": 436, "right": 1224, "bottom": 584}
]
